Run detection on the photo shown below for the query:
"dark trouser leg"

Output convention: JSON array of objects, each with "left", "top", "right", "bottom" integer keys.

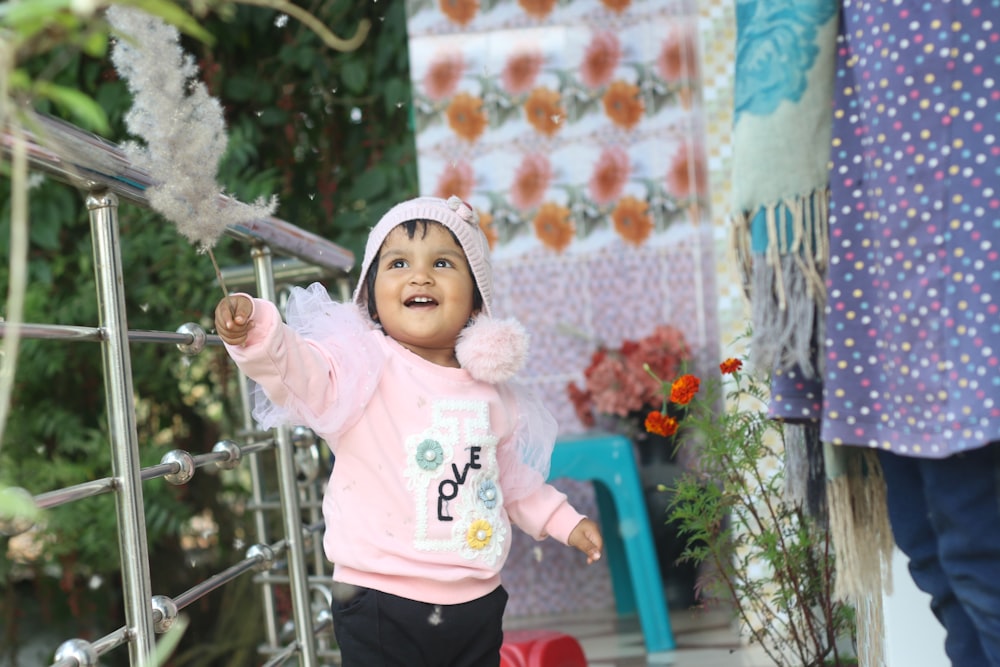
[
  {"left": 331, "top": 585, "right": 507, "bottom": 667},
  {"left": 879, "top": 445, "right": 1000, "bottom": 667}
]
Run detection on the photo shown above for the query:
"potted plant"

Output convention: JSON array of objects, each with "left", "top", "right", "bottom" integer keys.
[
  {"left": 643, "top": 354, "right": 857, "bottom": 667},
  {"left": 565, "top": 324, "right": 700, "bottom": 607}
]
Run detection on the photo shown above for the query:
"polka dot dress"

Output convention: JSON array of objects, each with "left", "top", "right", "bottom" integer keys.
[{"left": 822, "top": 0, "right": 1000, "bottom": 457}]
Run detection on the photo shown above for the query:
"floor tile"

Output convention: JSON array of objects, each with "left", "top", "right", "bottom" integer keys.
[{"left": 504, "top": 604, "right": 777, "bottom": 666}]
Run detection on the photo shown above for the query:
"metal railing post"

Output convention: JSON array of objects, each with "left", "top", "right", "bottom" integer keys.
[
  {"left": 251, "top": 244, "right": 318, "bottom": 666},
  {"left": 86, "top": 190, "right": 155, "bottom": 665},
  {"left": 239, "top": 370, "right": 280, "bottom": 649}
]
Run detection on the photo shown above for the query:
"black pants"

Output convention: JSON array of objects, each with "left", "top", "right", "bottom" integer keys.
[{"left": 331, "top": 585, "right": 508, "bottom": 667}]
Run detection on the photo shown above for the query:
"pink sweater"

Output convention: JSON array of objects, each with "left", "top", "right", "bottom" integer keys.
[{"left": 225, "top": 295, "right": 584, "bottom": 605}]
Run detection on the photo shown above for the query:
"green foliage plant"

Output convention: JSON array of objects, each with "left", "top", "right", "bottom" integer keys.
[
  {"left": 644, "top": 352, "right": 857, "bottom": 667},
  {"left": 1, "top": 0, "right": 415, "bottom": 664}
]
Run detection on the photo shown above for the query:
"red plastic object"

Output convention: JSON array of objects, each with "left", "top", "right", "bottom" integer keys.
[{"left": 499, "top": 630, "right": 587, "bottom": 667}]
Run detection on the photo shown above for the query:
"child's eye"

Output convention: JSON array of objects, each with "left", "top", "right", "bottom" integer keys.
[
  {"left": 434, "top": 259, "right": 453, "bottom": 268},
  {"left": 389, "top": 259, "right": 407, "bottom": 269}
]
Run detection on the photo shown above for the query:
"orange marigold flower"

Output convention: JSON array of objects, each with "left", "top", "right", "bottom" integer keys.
[
  {"left": 645, "top": 411, "right": 678, "bottom": 437},
  {"left": 518, "top": 0, "right": 557, "bottom": 19},
  {"left": 423, "top": 52, "right": 465, "bottom": 101},
  {"left": 502, "top": 50, "right": 544, "bottom": 95},
  {"left": 477, "top": 209, "right": 498, "bottom": 250},
  {"left": 439, "top": 0, "right": 479, "bottom": 26},
  {"left": 446, "top": 92, "right": 488, "bottom": 143},
  {"left": 602, "top": 80, "right": 644, "bottom": 130},
  {"left": 720, "top": 358, "right": 743, "bottom": 375},
  {"left": 510, "top": 153, "right": 552, "bottom": 211},
  {"left": 434, "top": 159, "right": 475, "bottom": 201},
  {"left": 611, "top": 196, "right": 653, "bottom": 246},
  {"left": 524, "top": 87, "right": 565, "bottom": 137},
  {"left": 670, "top": 374, "right": 700, "bottom": 405},
  {"left": 581, "top": 31, "right": 622, "bottom": 89},
  {"left": 533, "top": 201, "right": 575, "bottom": 252}
]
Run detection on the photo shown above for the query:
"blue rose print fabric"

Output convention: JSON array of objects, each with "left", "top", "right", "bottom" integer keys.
[
  {"left": 820, "top": 0, "right": 1000, "bottom": 457},
  {"left": 733, "top": 0, "right": 839, "bottom": 120}
]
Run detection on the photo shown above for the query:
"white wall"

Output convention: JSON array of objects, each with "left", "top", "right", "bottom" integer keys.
[{"left": 884, "top": 548, "right": 947, "bottom": 666}]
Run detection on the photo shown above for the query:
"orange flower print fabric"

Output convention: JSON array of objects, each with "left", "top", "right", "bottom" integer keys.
[
  {"left": 533, "top": 202, "right": 574, "bottom": 252},
  {"left": 446, "top": 93, "right": 488, "bottom": 142},
  {"left": 524, "top": 87, "right": 565, "bottom": 136},
  {"left": 603, "top": 80, "right": 644, "bottom": 130}
]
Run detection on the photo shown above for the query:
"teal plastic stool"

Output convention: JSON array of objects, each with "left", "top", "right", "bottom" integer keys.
[{"left": 549, "top": 432, "right": 676, "bottom": 654}]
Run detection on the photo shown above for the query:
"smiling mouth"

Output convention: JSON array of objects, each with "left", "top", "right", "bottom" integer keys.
[{"left": 405, "top": 296, "right": 438, "bottom": 307}]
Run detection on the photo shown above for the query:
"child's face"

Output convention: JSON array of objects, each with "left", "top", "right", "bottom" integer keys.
[{"left": 372, "top": 222, "right": 477, "bottom": 367}]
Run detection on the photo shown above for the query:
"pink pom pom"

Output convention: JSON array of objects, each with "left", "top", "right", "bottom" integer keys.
[{"left": 456, "top": 316, "right": 529, "bottom": 384}]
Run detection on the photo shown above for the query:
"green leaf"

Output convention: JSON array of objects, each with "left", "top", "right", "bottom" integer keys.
[
  {"left": 382, "top": 77, "right": 409, "bottom": 115},
  {"left": 2, "top": 0, "right": 72, "bottom": 26},
  {"left": 257, "top": 108, "right": 288, "bottom": 127},
  {"left": 151, "top": 616, "right": 189, "bottom": 666},
  {"left": 223, "top": 74, "right": 262, "bottom": 103},
  {"left": 79, "top": 26, "right": 109, "bottom": 58},
  {"left": 348, "top": 167, "right": 387, "bottom": 202},
  {"left": 7, "top": 69, "right": 30, "bottom": 92},
  {"left": 32, "top": 81, "right": 109, "bottom": 134},
  {"left": 340, "top": 61, "right": 368, "bottom": 94},
  {"left": 125, "top": 0, "right": 215, "bottom": 45},
  {"left": 0, "top": 485, "right": 42, "bottom": 526}
]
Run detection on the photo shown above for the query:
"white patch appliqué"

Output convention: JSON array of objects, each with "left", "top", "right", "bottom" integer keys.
[{"left": 404, "top": 399, "right": 506, "bottom": 565}]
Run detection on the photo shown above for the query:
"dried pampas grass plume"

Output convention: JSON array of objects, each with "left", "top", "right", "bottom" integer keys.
[{"left": 107, "top": 5, "right": 278, "bottom": 299}]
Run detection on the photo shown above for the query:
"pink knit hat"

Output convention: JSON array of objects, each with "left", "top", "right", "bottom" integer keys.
[
  {"left": 353, "top": 195, "right": 494, "bottom": 317},
  {"left": 353, "top": 195, "right": 528, "bottom": 384}
]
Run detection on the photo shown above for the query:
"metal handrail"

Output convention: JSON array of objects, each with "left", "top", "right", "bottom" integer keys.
[
  {"left": 2, "top": 113, "right": 354, "bottom": 274},
  {"left": 27, "top": 438, "right": 276, "bottom": 511},
  {"left": 6, "top": 114, "right": 345, "bottom": 665},
  {"left": 0, "top": 322, "right": 222, "bottom": 345}
]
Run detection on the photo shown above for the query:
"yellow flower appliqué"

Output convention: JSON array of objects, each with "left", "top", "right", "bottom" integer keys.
[{"left": 466, "top": 519, "right": 493, "bottom": 550}]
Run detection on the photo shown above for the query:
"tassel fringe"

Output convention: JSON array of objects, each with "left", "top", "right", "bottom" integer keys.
[
  {"left": 825, "top": 447, "right": 893, "bottom": 667},
  {"left": 856, "top": 592, "right": 887, "bottom": 667},
  {"left": 731, "top": 189, "right": 830, "bottom": 377},
  {"left": 827, "top": 447, "right": 894, "bottom": 601}
]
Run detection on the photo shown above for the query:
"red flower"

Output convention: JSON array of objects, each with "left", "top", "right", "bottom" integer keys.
[
  {"left": 567, "top": 324, "right": 690, "bottom": 422},
  {"left": 645, "top": 411, "right": 678, "bottom": 437},
  {"left": 669, "top": 374, "right": 700, "bottom": 405},
  {"left": 422, "top": 52, "right": 465, "bottom": 101},
  {"left": 510, "top": 153, "right": 552, "bottom": 211},
  {"left": 720, "top": 358, "right": 743, "bottom": 375},
  {"left": 580, "top": 31, "right": 621, "bottom": 89},
  {"left": 588, "top": 145, "right": 630, "bottom": 205}
]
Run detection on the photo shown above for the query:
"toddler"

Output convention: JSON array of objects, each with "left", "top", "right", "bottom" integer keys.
[{"left": 215, "top": 195, "right": 603, "bottom": 667}]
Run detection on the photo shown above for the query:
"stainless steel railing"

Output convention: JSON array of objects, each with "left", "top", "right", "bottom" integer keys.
[
  {"left": 5, "top": 112, "right": 353, "bottom": 274},
  {"left": 1, "top": 114, "right": 347, "bottom": 666}
]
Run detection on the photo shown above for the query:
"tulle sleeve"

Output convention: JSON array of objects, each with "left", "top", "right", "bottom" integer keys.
[
  {"left": 495, "top": 382, "right": 558, "bottom": 503},
  {"left": 249, "top": 282, "right": 385, "bottom": 437}
]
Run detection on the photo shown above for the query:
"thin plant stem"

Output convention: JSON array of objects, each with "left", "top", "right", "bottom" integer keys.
[
  {"left": 205, "top": 247, "right": 235, "bottom": 317},
  {"left": 0, "top": 116, "right": 28, "bottom": 454},
  {"left": 234, "top": 0, "right": 371, "bottom": 52}
]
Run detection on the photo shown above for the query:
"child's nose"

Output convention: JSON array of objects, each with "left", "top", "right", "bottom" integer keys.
[{"left": 409, "top": 266, "right": 433, "bottom": 284}]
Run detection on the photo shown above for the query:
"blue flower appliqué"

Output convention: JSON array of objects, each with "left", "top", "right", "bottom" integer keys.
[
  {"left": 416, "top": 439, "right": 444, "bottom": 471},
  {"left": 478, "top": 480, "right": 499, "bottom": 509},
  {"left": 733, "top": 0, "right": 839, "bottom": 120}
]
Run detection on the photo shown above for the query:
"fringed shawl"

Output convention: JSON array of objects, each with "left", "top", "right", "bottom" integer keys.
[
  {"left": 729, "top": 4, "right": 892, "bottom": 665},
  {"left": 730, "top": 1, "right": 838, "bottom": 377}
]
